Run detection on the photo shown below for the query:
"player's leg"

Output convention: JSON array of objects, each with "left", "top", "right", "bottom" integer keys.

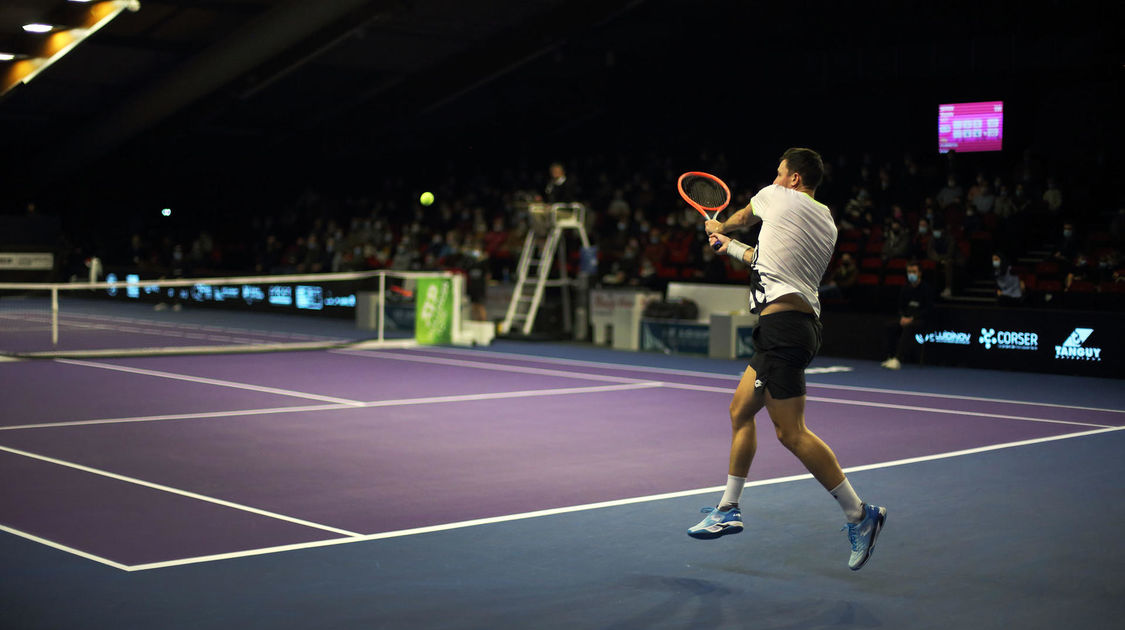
[
  {"left": 686, "top": 365, "right": 765, "bottom": 540},
  {"left": 764, "top": 389, "right": 886, "bottom": 570},
  {"left": 760, "top": 312, "right": 887, "bottom": 570},
  {"left": 728, "top": 364, "right": 766, "bottom": 478},
  {"left": 763, "top": 391, "right": 846, "bottom": 492}
]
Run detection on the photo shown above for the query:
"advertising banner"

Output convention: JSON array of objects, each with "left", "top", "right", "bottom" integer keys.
[
  {"left": 913, "top": 306, "right": 1122, "bottom": 378},
  {"left": 641, "top": 320, "right": 709, "bottom": 355},
  {"left": 415, "top": 277, "right": 453, "bottom": 345}
]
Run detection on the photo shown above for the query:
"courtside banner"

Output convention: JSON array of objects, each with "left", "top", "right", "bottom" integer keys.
[
  {"left": 913, "top": 306, "right": 1123, "bottom": 378},
  {"left": 0, "top": 252, "right": 53, "bottom": 270},
  {"left": 415, "top": 277, "right": 453, "bottom": 345}
]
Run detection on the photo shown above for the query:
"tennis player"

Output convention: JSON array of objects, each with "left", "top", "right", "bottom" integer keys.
[{"left": 688, "top": 148, "right": 887, "bottom": 571}]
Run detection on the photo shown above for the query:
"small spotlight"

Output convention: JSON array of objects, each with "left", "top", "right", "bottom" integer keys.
[
  {"left": 161, "top": 208, "right": 172, "bottom": 217},
  {"left": 23, "top": 24, "right": 55, "bottom": 33},
  {"left": 0, "top": 53, "right": 15, "bottom": 62}
]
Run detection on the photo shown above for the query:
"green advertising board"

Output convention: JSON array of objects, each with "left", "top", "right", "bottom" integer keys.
[{"left": 415, "top": 277, "right": 453, "bottom": 345}]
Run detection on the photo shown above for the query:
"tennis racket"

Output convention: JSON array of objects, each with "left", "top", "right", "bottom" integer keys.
[{"left": 677, "top": 171, "right": 732, "bottom": 250}]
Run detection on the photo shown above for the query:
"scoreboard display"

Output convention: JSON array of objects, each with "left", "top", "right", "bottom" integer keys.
[{"left": 938, "top": 101, "right": 1003, "bottom": 154}]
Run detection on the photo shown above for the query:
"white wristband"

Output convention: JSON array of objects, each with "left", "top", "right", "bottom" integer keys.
[{"left": 725, "top": 239, "right": 749, "bottom": 263}]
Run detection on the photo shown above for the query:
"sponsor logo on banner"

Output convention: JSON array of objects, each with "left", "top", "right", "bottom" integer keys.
[
  {"left": 914, "top": 330, "right": 972, "bottom": 345},
  {"left": 1055, "top": 328, "right": 1101, "bottom": 361},
  {"left": 416, "top": 277, "right": 453, "bottom": 345},
  {"left": 978, "top": 328, "right": 1038, "bottom": 351}
]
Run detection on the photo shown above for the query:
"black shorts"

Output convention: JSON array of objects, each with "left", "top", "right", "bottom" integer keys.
[{"left": 748, "top": 310, "right": 823, "bottom": 399}]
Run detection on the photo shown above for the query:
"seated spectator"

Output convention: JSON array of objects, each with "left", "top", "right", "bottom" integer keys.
[
  {"left": 936, "top": 175, "right": 962, "bottom": 209},
  {"left": 992, "top": 253, "right": 1025, "bottom": 306},
  {"left": 1065, "top": 253, "right": 1093, "bottom": 290},
  {"left": 910, "top": 218, "right": 933, "bottom": 259},
  {"left": 993, "top": 185, "right": 1017, "bottom": 219},
  {"left": 971, "top": 182, "right": 996, "bottom": 215},
  {"left": 882, "top": 261, "right": 934, "bottom": 370},
  {"left": 882, "top": 219, "right": 910, "bottom": 260},
  {"left": 926, "top": 224, "right": 959, "bottom": 298},
  {"left": 1042, "top": 177, "right": 1063, "bottom": 214},
  {"left": 819, "top": 253, "right": 858, "bottom": 300},
  {"left": 1050, "top": 222, "right": 1080, "bottom": 265}
]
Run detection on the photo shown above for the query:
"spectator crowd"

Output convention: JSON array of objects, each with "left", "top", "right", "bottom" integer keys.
[{"left": 73, "top": 146, "right": 1125, "bottom": 312}]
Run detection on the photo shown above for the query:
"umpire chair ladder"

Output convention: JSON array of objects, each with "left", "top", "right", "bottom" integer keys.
[{"left": 501, "top": 203, "right": 590, "bottom": 336}]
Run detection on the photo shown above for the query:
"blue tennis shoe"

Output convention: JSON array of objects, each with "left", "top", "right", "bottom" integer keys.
[
  {"left": 845, "top": 503, "right": 887, "bottom": 570},
  {"left": 687, "top": 506, "right": 743, "bottom": 539}
]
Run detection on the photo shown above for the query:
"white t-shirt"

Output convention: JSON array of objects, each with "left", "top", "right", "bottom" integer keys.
[{"left": 747, "top": 184, "right": 837, "bottom": 317}]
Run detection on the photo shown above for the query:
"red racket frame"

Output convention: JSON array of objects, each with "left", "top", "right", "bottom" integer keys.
[{"left": 677, "top": 171, "right": 732, "bottom": 221}]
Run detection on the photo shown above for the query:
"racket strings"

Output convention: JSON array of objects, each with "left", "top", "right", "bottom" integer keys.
[{"left": 682, "top": 176, "right": 729, "bottom": 209}]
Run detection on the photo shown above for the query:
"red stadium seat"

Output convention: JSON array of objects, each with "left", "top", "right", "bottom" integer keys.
[
  {"left": 860, "top": 257, "right": 883, "bottom": 270},
  {"left": 883, "top": 274, "right": 906, "bottom": 286},
  {"left": 919, "top": 259, "right": 937, "bottom": 271},
  {"left": 886, "top": 258, "right": 909, "bottom": 270},
  {"left": 1067, "top": 280, "right": 1097, "bottom": 293},
  {"left": 864, "top": 241, "right": 884, "bottom": 254},
  {"left": 857, "top": 273, "right": 880, "bottom": 286},
  {"left": 837, "top": 241, "right": 859, "bottom": 253},
  {"left": 1038, "top": 279, "right": 1063, "bottom": 292},
  {"left": 1035, "top": 261, "right": 1060, "bottom": 275}
]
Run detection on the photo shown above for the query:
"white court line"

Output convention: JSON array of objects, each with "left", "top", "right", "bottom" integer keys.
[
  {"left": 655, "top": 381, "right": 1115, "bottom": 429},
  {"left": 55, "top": 358, "right": 366, "bottom": 406},
  {"left": 334, "top": 349, "right": 658, "bottom": 385},
  {"left": 122, "top": 424, "right": 1125, "bottom": 571},
  {"left": 408, "top": 346, "right": 1125, "bottom": 415},
  {"left": 357, "top": 381, "right": 664, "bottom": 409},
  {"left": 0, "top": 524, "right": 130, "bottom": 571},
  {"left": 0, "top": 382, "right": 664, "bottom": 432},
  {"left": 0, "top": 402, "right": 355, "bottom": 432},
  {"left": 0, "top": 443, "right": 362, "bottom": 538}
]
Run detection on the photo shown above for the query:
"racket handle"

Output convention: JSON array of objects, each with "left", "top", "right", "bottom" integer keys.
[{"left": 712, "top": 241, "right": 722, "bottom": 251}]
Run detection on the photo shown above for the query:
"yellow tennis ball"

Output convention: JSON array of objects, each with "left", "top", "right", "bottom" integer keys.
[{"left": 420, "top": 192, "right": 434, "bottom": 206}]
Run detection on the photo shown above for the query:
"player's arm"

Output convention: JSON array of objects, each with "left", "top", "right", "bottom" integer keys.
[
  {"left": 709, "top": 232, "right": 753, "bottom": 265},
  {"left": 705, "top": 201, "right": 761, "bottom": 235}
]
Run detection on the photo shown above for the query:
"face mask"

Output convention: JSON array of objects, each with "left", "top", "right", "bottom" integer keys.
[
  {"left": 918, "top": 227, "right": 928, "bottom": 235},
  {"left": 907, "top": 273, "right": 919, "bottom": 284},
  {"left": 992, "top": 260, "right": 1001, "bottom": 269},
  {"left": 1063, "top": 230, "right": 1073, "bottom": 238},
  {"left": 933, "top": 230, "right": 943, "bottom": 239}
]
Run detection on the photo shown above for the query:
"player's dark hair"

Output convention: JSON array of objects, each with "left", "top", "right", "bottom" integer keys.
[{"left": 780, "top": 147, "right": 824, "bottom": 190}]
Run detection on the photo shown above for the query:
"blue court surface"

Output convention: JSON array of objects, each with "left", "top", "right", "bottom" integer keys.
[{"left": 2, "top": 341, "right": 1123, "bottom": 629}]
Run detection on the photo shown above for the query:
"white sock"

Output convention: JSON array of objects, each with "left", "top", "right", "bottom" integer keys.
[
  {"left": 718, "top": 475, "right": 745, "bottom": 510},
  {"left": 830, "top": 478, "right": 865, "bottom": 523}
]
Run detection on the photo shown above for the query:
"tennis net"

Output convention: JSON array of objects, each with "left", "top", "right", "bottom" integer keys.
[{"left": 0, "top": 270, "right": 474, "bottom": 358}]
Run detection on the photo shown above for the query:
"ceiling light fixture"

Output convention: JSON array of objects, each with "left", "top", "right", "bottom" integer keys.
[{"left": 23, "top": 23, "right": 55, "bottom": 33}]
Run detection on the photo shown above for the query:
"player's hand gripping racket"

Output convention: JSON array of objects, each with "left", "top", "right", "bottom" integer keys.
[{"left": 677, "top": 171, "right": 731, "bottom": 250}]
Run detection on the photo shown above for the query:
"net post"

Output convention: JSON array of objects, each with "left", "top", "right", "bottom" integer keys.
[
  {"left": 378, "top": 271, "right": 386, "bottom": 342},
  {"left": 50, "top": 287, "right": 59, "bottom": 345}
]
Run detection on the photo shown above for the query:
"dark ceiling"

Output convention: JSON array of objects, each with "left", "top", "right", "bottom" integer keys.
[{"left": 0, "top": 0, "right": 1121, "bottom": 200}]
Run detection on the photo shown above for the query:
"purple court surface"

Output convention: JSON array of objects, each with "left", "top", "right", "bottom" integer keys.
[{"left": 2, "top": 341, "right": 1123, "bottom": 629}]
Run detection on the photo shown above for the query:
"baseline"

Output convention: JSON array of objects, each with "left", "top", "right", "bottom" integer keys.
[{"left": 123, "top": 425, "right": 1124, "bottom": 571}]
